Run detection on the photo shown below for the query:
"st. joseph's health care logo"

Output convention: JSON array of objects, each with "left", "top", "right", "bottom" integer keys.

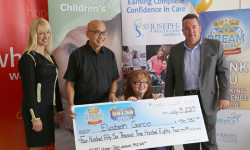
[
  {"left": 133, "top": 18, "right": 181, "bottom": 38},
  {"left": 207, "top": 17, "right": 244, "bottom": 57}
]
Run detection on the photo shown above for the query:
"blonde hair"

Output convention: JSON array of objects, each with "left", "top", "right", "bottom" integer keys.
[
  {"left": 157, "top": 47, "right": 166, "bottom": 63},
  {"left": 24, "top": 18, "right": 53, "bottom": 54}
]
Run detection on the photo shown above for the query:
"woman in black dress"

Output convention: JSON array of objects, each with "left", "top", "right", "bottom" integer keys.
[{"left": 18, "top": 18, "right": 65, "bottom": 150}]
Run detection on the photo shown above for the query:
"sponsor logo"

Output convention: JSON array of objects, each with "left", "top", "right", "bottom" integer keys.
[
  {"left": 152, "top": 103, "right": 165, "bottom": 107},
  {"left": 217, "top": 112, "right": 241, "bottom": 125},
  {"left": 216, "top": 133, "right": 238, "bottom": 143},
  {"left": 184, "top": 100, "right": 196, "bottom": 105},
  {"left": 207, "top": 17, "right": 244, "bottom": 57},
  {"left": 109, "top": 106, "right": 136, "bottom": 121},
  {"left": 85, "top": 107, "right": 103, "bottom": 125},
  {"left": 133, "top": 18, "right": 143, "bottom": 37},
  {"left": 168, "top": 100, "right": 180, "bottom": 106},
  {"left": 133, "top": 18, "right": 181, "bottom": 37},
  {"left": 60, "top": 0, "right": 114, "bottom": 14}
]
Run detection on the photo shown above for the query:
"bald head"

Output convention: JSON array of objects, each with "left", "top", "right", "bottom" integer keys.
[
  {"left": 86, "top": 20, "right": 107, "bottom": 52},
  {"left": 87, "top": 20, "right": 106, "bottom": 31}
]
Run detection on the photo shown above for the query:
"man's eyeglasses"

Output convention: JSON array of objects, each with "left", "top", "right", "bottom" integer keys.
[
  {"left": 88, "top": 30, "right": 108, "bottom": 36},
  {"left": 133, "top": 81, "right": 148, "bottom": 85}
]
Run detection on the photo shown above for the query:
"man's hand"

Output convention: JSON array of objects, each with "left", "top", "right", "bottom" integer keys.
[
  {"left": 109, "top": 93, "right": 118, "bottom": 102},
  {"left": 58, "top": 112, "right": 65, "bottom": 123},
  {"left": 217, "top": 99, "right": 229, "bottom": 111},
  {"left": 68, "top": 107, "right": 77, "bottom": 119},
  {"left": 32, "top": 119, "right": 42, "bottom": 132}
]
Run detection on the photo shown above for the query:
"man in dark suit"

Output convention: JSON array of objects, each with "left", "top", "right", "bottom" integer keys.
[{"left": 165, "top": 14, "right": 230, "bottom": 150}]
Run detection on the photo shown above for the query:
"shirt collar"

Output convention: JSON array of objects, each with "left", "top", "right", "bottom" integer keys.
[
  {"left": 86, "top": 40, "right": 105, "bottom": 54},
  {"left": 184, "top": 37, "right": 202, "bottom": 51}
]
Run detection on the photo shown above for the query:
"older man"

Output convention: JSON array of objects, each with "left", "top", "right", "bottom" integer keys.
[
  {"left": 165, "top": 14, "right": 230, "bottom": 150},
  {"left": 64, "top": 20, "right": 119, "bottom": 118}
]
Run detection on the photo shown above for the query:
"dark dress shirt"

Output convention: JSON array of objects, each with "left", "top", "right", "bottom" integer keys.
[{"left": 64, "top": 41, "right": 119, "bottom": 105}]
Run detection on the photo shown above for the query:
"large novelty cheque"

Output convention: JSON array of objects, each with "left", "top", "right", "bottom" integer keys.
[{"left": 72, "top": 95, "right": 208, "bottom": 150}]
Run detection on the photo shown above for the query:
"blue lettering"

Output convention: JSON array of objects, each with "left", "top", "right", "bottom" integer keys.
[
  {"left": 172, "top": 6, "right": 185, "bottom": 12},
  {"left": 163, "top": 23, "right": 167, "bottom": 29},
  {"left": 153, "top": 23, "right": 158, "bottom": 29},
  {"left": 135, "top": 8, "right": 138, "bottom": 13},
  {"left": 208, "top": 34, "right": 244, "bottom": 43},
  {"left": 236, "top": 34, "right": 244, "bottom": 43},
  {"left": 127, "top": 0, "right": 153, "bottom": 6},
  {"left": 222, "top": 34, "right": 228, "bottom": 43},
  {"left": 158, "top": 23, "right": 162, "bottom": 29},
  {"left": 215, "top": 35, "right": 221, "bottom": 41},
  {"left": 163, "top": 33, "right": 180, "bottom": 36},
  {"left": 217, "top": 118, "right": 233, "bottom": 123},
  {"left": 164, "top": 6, "right": 170, "bottom": 12},
  {"left": 154, "top": 0, "right": 185, "bottom": 5},
  {"left": 168, "top": 23, "right": 171, "bottom": 29},
  {"left": 172, "top": 23, "right": 178, "bottom": 29},
  {"left": 172, "top": 6, "right": 176, "bottom": 12},
  {"left": 228, "top": 34, "right": 235, "bottom": 43},
  {"left": 127, "top": 6, "right": 162, "bottom": 13},
  {"left": 128, "top": 0, "right": 131, "bottom": 5},
  {"left": 148, "top": 0, "right": 152, "bottom": 6},
  {"left": 127, "top": 7, "right": 131, "bottom": 13}
]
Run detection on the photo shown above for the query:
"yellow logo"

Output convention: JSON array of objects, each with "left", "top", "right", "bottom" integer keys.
[
  {"left": 85, "top": 107, "right": 103, "bottom": 126},
  {"left": 208, "top": 17, "right": 244, "bottom": 57}
]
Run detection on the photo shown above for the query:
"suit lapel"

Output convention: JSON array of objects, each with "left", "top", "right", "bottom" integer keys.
[
  {"left": 200, "top": 38, "right": 207, "bottom": 76},
  {"left": 180, "top": 42, "right": 185, "bottom": 80}
]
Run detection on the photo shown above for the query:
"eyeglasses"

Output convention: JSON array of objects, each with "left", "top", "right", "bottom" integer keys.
[
  {"left": 133, "top": 81, "right": 148, "bottom": 85},
  {"left": 88, "top": 30, "right": 108, "bottom": 36}
]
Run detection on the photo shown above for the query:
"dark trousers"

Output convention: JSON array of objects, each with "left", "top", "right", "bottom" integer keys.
[{"left": 183, "top": 91, "right": 218, "bottom": 150}]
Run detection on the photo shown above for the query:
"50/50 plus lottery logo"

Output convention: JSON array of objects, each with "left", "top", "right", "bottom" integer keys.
[
  {"left": 109, "top": 106, "right": 136, "bottom": 121},
  {"left": 207, "top": 17, "right": 244, "bottom": 57}
]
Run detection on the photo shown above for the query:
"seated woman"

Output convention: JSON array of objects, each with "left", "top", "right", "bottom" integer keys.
[
  {"left": 132, "top": 51, "right": 145, "bottom": 66},
  {"left": 118, "top": 70, "right": 168, "bottom": 150},
  {"left": 160, "top": 59, "right": 168, "bottom": 85}
]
